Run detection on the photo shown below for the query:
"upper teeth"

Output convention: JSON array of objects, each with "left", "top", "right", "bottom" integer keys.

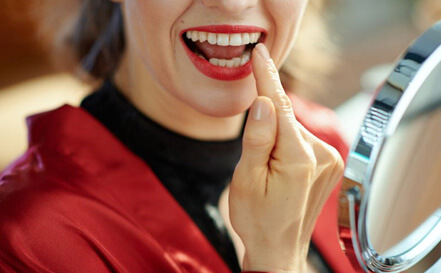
[{"left": 185, "top": 31, "right": 262, "bottom": 46}]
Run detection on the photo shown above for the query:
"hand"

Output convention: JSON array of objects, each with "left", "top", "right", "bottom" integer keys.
[{"left": 229, "top": 44, "right": 344, "bottom": 273}]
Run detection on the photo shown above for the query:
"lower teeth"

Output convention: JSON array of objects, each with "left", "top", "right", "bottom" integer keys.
[{"left": 195, "top": 50, "right": 251, "bottom": 68}]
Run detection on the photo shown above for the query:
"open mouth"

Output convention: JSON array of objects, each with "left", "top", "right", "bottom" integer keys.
[
  {"left": 182, "top": 30, "right": 264, "bottom": 68},
  {"left": 179, "top": 25, "right": 266, "bottom": 81}
]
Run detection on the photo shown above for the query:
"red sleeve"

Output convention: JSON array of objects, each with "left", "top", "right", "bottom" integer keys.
[
  {"left": 0, "top": 151, "right": 185, "bottom": 273},
  {"left": 0, "top": 176, "right": 186, "bottom": 273},
  {"left": 0, "top": 187, "right": 113, "bottom": 272},
  {"left": 0, "top": 105, "right": 232, "bottom": 273}
]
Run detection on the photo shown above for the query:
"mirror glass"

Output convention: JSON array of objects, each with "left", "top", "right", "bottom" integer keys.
[
  {"left": 338, "top": 20, "right": 441, "bottom": 273},
  {"left": 367, "top": 56, "right": 441, "bottom": 256}
]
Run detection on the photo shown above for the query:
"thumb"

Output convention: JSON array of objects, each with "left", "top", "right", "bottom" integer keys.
[{"left": 240, "top": 96, "right": 276, "bottom": 170}]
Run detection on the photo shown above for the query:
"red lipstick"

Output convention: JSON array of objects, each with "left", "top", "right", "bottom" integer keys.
[{"left": 180, "top": 25, "right": 267, "bottom": 81}]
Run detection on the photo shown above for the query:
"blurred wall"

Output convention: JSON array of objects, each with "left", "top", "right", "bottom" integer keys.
[
  {"left": 0, "top": 1, "right": 52, "bottom": 88},
  {"left": 323, "top": 0, "right": 420, "bottom": 108},
  {"left": 0, "top": 1, "right": 90, "bottom": 170}
]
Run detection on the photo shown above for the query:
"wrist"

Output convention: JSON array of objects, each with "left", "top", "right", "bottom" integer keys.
[{"left": 242, "top": 246, "right": 307, "bottom": 273}]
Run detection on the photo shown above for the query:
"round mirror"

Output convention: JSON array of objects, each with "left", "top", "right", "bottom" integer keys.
[{"left": 338, "top": 20, "right": 441, "bottom": 273}]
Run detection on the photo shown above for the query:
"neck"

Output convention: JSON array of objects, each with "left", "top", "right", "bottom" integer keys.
[{"left": 113, "top": 53, "right": 246, "bottom": 141}]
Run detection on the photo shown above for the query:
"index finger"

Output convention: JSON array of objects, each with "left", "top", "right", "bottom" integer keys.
[{"left": 252, "top": 43, "right": 313, "bottom": 165}]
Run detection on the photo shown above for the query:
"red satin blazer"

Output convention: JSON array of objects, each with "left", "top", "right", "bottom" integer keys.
[{"left": 0, "top": 95, "right": 354, "bottom": 273}]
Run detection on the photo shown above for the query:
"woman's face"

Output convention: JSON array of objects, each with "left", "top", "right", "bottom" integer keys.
[{"left": 120, "top": 0, "right": 308, "bottom": 117}]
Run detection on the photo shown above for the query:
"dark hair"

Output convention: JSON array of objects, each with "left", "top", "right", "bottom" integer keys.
[
  {"left": 73, "top": 1, "right": 124, "bottom": 78},
  {"left": 34, "top": 0, "right": 124, "bottom": 79}
]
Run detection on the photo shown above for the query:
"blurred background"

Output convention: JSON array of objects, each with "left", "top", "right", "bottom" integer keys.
[{"left": 0, "top": 0, "right": 440, "bottom": 169}]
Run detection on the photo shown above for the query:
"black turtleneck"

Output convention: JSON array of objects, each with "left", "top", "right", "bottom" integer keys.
[
  {"left": 80, "top": 81, "right": 332, "bottom": 273},
  {"left": 81, "top": 81, "right": 243, "bottom": 272}
]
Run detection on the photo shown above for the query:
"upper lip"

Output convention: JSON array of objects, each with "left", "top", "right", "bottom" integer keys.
[{"left": 180, "top": 24, "right": 267, "bottom": 35}]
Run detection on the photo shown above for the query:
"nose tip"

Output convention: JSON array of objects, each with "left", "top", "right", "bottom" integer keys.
[{"left": 201, "top": 0, "right": 258, "bottom": 15}]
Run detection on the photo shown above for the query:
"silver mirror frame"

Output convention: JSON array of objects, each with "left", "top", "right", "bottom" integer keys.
[{"left": 338, "top": 21, "right": 441, "bottom": 273}]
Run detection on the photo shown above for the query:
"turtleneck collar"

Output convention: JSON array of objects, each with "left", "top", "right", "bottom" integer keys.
[{"left": 80, "top": 80, "right": 244, "bottom": 178}]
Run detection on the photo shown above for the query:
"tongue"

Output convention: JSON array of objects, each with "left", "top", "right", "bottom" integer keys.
[{"left": 195, "top": 41, "right": 246, "bottom": 59}]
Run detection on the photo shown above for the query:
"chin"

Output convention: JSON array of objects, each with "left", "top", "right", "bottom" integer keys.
[
  {"left": 170, "top": 70, "right": 258, "bottom": 117},
  {"left": 191, "top": 91, "right": 256, "bottom": 118}
]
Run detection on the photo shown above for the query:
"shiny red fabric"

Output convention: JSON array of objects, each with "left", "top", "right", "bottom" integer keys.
[{"left": 0, "top": 95, "right": 355, "bottom": 273}]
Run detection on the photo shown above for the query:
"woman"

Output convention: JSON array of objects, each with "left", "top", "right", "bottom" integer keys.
[{"left": 0, "top": 0, "right": 353, "bottom": 272}]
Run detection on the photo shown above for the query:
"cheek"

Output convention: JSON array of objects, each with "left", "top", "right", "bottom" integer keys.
[
  {"left": 124, "top": 0, "right": 181, "bottom": 53},
  {"left": 123, "top": 0, "right": 192, "bottom": 80},
  {"left": 269, "top": 0, "right": 308, "bottom": 19},
  {"left": 125, "top": 0, "right": 194, "bottom": 45},
  {"left": 265, "top": 0, "right": 309, "bottom": 65},
  {"left": 126, "top": 0, "right": 189, "bottom": 23}
]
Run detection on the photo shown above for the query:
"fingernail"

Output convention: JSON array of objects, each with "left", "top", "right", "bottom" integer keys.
[
  {"left": 251, "top": 99, "right": 271, "bottom": 121},
  {"left": 256, "top": 43, "right": 270, "bottom": 60}
]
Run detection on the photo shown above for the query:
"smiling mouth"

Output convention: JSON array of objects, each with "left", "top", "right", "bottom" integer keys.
[{"left": 182, "top": 30, "right": 264, "bottom": 68}]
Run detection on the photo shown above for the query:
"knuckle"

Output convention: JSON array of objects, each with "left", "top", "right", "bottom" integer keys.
[
  {"left": 315, "top": 141, "right": 342, "bottom": 163},
  {"left": 266, "top": 58, "right": 279, "bottom": 75},
  {"left": 327, "top": 158, "right": 344, "bottom": 186},
  {"left": 243, "top": 132, "right": 273, "bottom": 150},
  {"left": 327, "top": 146, "right": 343, "bottom": 166},
  {"left": 323, "top": 146, "right": 344, "bottom": 175},
  {"left": 276, "top": 92, "right": 293, "bottom": 111},
  {"left": 332, "top": 153, "right": 345, "bottom": 175}
]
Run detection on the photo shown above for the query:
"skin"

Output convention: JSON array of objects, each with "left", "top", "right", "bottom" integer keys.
[
  {"left": 110, "top": 0, "right": 344, "bottom": 272},
  {"left": 229, "top": 45, "right": 343, "bottom": 272},
  {"left": 112, "top": 0, "right": 308, "bottom": 140}
]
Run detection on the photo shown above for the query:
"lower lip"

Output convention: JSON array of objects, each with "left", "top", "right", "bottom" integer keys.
[{"left": 180, "top": 38, "right": 252, "bottom": 81}]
